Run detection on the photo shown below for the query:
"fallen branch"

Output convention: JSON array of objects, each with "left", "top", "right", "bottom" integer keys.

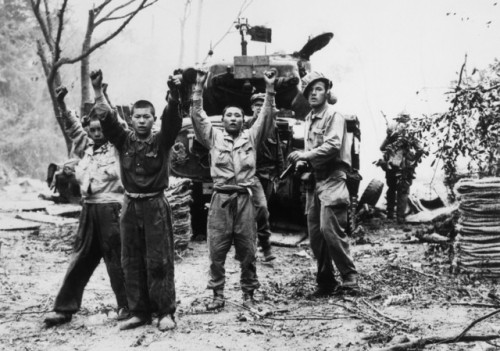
[
  {"left": 389, "top": 264, "right": 439, "bottom": 280},
  {"left": 375, "top": 334, "right": 500, "bottom": 351},
  {"left": 375, "top": 308, "right": 500, "bottom": 351},
  {"left": 360, "top": 298, "right": 409, "bottom": 325},
  {"left": 451, "top": 302, "right": 499, "bottom": 308}
]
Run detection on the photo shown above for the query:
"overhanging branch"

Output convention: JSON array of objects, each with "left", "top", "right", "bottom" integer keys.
[
  {"left": 53, "top": 0, "right": 153, "bottom": 71},
  {"left": 29, "top": 0, "right": 54, "bottom": 53},
  {"left": 54, "top": 0, "right": 68, "bottom": 63}
]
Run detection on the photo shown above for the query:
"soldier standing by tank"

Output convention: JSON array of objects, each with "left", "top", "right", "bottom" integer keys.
[
  {"left": 380, "top": 113, "right": 424, "bottom": 224},
  {"left": 44, "top": 85, "right": 128, "bottom": 327},
  {"left": 189, "top": 69, "right": 277, "bottom": 310},
  {"left": 288, "top": 72, "right": 358, "bottom": 296},
  {"left": 91, "top": 69, "right": 182, "bottom": 331},
  {"left": 246, "top": 93, "right": 284, "bottom": 262}
]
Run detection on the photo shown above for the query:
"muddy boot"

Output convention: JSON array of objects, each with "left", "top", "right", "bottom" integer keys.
[
  {"left": 44, "top": 312, "right": 72, "bottom": 327},
  {"left": 342, "top": 273, "right": 359, "bottom": 290},
  {"left": 158, "top": 314, "right": 176, "bottom": 331},
  {"left": 308, "top": 281, "right": 340, "bottom": 299},
  {"left": 262, "top": 247, "right": 276, "bottom": 262},
  {"left": 116, "top": 306, "right": 131, "bottom": 321},
  {"left": 119, "top": 314, "right": 151, "bottom": 331},
  {"left": 242, "top": 291, "right": 256, "bottom": 308},
  {"left": 206, "top": 290, "right": 225, "bottom": 311}
]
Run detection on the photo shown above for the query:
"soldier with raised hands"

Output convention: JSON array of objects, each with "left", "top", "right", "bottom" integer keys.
[
  {"left": 190, "top": 69, "right": 277, "bottom": 310},
  {"left": 44, "top": 84, "right": 128, "bottom": 327},
  {"left": 90, "top": 69, "right": 182, "bottom": 331}
]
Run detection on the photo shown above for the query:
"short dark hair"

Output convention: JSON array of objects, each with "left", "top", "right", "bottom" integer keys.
[
  {"left": 222, "top": 105, "right": 245, "bottom": 118},
  {"left": 132, "top": 100, "right": 155, "bottom": 116}
]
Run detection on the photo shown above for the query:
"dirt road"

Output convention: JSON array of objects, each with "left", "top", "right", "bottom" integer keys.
[{"left": 1, "top": 223, "right": 499, "bottom": 351}]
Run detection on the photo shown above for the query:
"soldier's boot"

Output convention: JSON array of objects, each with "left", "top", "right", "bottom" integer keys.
[
  {"left": 44, "top": 312, "right": 72, "bottom": 327},
  {"left": 206, "top": 290, "right": 225, "bottom": 311},
  {"left": 242, "top": 291, "right": 257, "bottom": 308},
  {"left": 262, "top": 247, "right": 276, "bottom": 262}
]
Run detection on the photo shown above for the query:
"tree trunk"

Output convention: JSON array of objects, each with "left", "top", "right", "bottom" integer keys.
[
  {"left": 194, "top": 0, "right": 203, "bottom": 64},
  {"left": 37, "top": 41, "right": 72, "bottom": 154},
  {"left": 80, "top": 10, "right": 94, "bottom": 116}
]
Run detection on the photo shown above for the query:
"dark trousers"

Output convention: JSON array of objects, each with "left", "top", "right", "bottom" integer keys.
[
  {"left": 54, "top": 202, "right": 127, "bottom": 313},
  {"left": 307, "top": 192, "right": 357, "bottom": 288},
  {"left": 385, "top": 169, "right": 410, "bottom": 221},
  {"left": 251, "top": 178, "right": 273, "bottom": 250},
  {"left": 207, "top": 192, "right": 260, "bottom": 293},
  {"left": 120, "top": 195, "right": 176, "bottom": 318}
]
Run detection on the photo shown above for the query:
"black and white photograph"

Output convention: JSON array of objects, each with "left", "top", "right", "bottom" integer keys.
[{"left": 1, "top": 0, "right": 500, "bottom": 350}]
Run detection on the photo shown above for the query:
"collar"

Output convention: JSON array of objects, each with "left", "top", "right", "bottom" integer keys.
[
  {"left": 85, "top": 141, "right": 111, "bottom": 156},
  {"left": 310, "top": 103, "right": 329, "bottom": 120},
  {"left": 130, "top": 131, "right": 154, "bottom": 144}
]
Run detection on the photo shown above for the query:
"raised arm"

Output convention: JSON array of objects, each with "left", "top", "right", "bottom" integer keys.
[
  {"left": 90, "top": 69, "right": 128, "bottom": 151},
  {"left": 248, "top": 70, "right": 277, "bottom": 147},
  {"left": 56, "top": 86, "right": 91, "bottom": 158},
  {"left": 158, "top": 76, "right": 182, "bottom": 150},
  {"left": 189, "top": 70, "right": 216, "bottom": 149}
]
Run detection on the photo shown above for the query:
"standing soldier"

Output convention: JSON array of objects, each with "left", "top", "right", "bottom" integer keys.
[
  {"left": 190, "top": 69, "right": 277, "bottom": 310},
  {"left": 380, "top": 112, "right": 424, "bottom": 224},
  {"left": 288, "top": 72, "right": 358, "bottom": 296},
  {"left": 91, "top": 70, "right": 182, "bottom": 331},
  {"left": 247, "top": 93, "right": 284, "bottom": 262},
  {"left": 44, "top": 85, "right": 128, "bottom": 327}
]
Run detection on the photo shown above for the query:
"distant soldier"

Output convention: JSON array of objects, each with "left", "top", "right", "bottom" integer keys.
[
  {"left": 380, "top": 113, "right": 424, "bottom": 224},
  {"left": 246, "top": 92, "right": 284, "bottom": 262},
  {"left": 288, "top": 72, "right": 358, "bottom": 296},
  {"left": 190, "top": 69, "right": 277, "bottom": 310},
  {"left": 44, "top": 85, "right": 128, "bottom": 327}
]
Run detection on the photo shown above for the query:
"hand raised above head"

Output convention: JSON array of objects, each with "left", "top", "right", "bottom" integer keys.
[
  {"left": 55, "top": 86, "right": 68, "bottom": 103},
  {"left": 90, "top": 69, "right": 103, "bottom": 88},
  {"left": 263, "top": 68, "right": 277, "bottom": 87},
  {"left": 167, "top": 75, "right": 182, "bottom": 101},
  {"left": 195, "top": 69, "right": 208, "bottom": 87}
]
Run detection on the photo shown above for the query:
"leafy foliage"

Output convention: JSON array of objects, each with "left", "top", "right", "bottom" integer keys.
[
  {"left": 0, "top": 0, "right": 66, "bottom": 178},
  {"left": 421, "top": 59, "right": 500, "bottom": 200}
]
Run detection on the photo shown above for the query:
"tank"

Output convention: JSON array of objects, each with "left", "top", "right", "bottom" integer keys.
[{"left": 169, "top": 32, "right": 362, "bottom": 236}]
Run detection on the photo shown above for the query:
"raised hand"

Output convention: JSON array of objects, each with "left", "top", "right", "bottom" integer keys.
[
  {"left": 263, "top": 69, "right": 277, "bottom": 89},
  {"left": 90, "top": 69, "right": 103, "bottom": 89},
  {"left": 195, "top": 69, "right": 208, "bottom": 88},
  {"left": 167, "top": 75, "right": 182, "bottom": 101},
  {"left": 55, "top": 86, "right": 68, "bottom": 104}
]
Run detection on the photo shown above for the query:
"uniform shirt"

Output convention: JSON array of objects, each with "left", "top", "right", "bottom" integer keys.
[
  {"left": 247, "top": 109, "right": 284, "bottom": 179},
  {"left": 190, "top": 90, "right": 276, "bottom": 189},
  {"left": 64, "top": 110, "right": 123, "bottom": 203},
  {"left": 97, "top": 96, "right": 182, "bottom": 194},
  {"left": 303, "top": 103, "right": 352, "bottom": 175}
]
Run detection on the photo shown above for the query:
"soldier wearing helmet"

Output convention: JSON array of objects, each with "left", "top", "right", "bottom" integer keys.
[
  {"left": 288, "top": 71, "right": 358, "bottom": 296},
  {"left": 379, "top": 112, "right": 424, "bottom": 223},
  {"left": 246, "top": 92, "right": 284, "bottom": 262}
]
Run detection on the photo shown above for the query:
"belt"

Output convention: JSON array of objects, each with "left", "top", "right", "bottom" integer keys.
[
  {"left": 125, "top": 190, "right": 163, "bottom": 199},
  {"left": 215, "top": 188, "right": 251, "bottom": 208}
]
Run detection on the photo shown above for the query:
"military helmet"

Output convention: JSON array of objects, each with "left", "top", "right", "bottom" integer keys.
[
  {"left": 250, "top": 93, "right": 266, "bottom": 105},
  {"left": 302, "top": 71, "right": 332, "bottom": 98}
]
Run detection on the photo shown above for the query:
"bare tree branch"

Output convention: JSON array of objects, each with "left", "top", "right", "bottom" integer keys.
[
  {"left": 95, "top": 0, "right": 157, "bottom": 26},
  {"left": 52, "top": 0, "right": 152, "bottom": 74},
  {"left": 54, "top": 0, "right": 68, "bottom": 63},
  {"left": 42, "top": 0, "right": 53, "bottom": 38},
  {"left": 96, "top": 0, "right": 136, "bottom": 22},
  {"left": 29, "top": 0, "right": 54, "bottom": 52},
  {"left": 36, "top": 40, "right": 50, "bottom": 78},
  {"left": 94, "top": 0, "right": 113, "bottom": 17}
]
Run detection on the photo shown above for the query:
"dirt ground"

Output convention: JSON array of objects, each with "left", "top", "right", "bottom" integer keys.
[{"left": 1, "top": 218, "right": 500, "bottom": 351}]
